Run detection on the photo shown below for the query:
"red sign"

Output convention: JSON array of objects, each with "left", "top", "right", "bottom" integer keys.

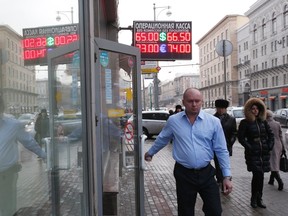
[
  {"left": 133, "top": 21, "right": 192, "bottom": 61},
  {"left": 260, "top": 90, "right": 268, "bottom": 95},
  {"left": 22, "top": 24, "right": 79, "bottom": 66},
  {"left": 124, "top": 122, "right": 134, "bottom": 141}
]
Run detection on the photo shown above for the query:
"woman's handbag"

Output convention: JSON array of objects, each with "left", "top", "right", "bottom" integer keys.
[{"left": 280, "top": 152, "right": 288, "bottom": 172}]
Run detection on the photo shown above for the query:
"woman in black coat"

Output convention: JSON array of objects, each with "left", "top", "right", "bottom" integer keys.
[{"left": 238, "top": 98, "right": 274, "bottom": 209}]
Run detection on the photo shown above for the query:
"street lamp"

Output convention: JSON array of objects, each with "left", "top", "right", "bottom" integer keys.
[
  {"left": 153, "top": 3, "right": 172, "bottom": 110},
  {"left": 56, "top": 7, "right": 74, "bottom": 23}
]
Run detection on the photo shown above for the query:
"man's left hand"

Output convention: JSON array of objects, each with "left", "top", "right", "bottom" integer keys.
[{"left": 222, "top": 178, "right": 233, "bottom": 195}]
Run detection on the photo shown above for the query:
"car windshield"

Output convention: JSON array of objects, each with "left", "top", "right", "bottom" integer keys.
[
  {"left": 233, "top": 110, "right": 244, "bottom": 118},
  {"left": 18, "top": 114, "right": 34, "bottom": 120}
]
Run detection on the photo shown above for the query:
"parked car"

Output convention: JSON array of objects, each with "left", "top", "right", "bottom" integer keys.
[
  {"left": 18, "top": 113, "right": 37, "bottom": 127},
  {"left": 54, "top": 112, "right": 82, "bottom": 135},
  {"left": 273, "top": 108, "right": 288, "bottom": 127},
  {"left": 227, "top": 107, "right": 244, "bottom": 129},
  {"left": 128, "top": 110, "right": 170, "bottom": 139},
  {"left": 142, "top": 110, "right": 170, "bottom": 138},
  {"left": 202, "top": 108, "right": 215, "bottom": 115}
]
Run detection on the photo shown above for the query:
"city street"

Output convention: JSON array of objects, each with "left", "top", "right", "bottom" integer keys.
[{"left": 140, "top": 127, "right": 288, "bottom": 216}]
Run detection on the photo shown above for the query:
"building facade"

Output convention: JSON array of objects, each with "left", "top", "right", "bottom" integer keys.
[
  {"left": 0, "top": 25, "right": 37, "bottom": 116},
  {"left": 196, "top": 15, "right": 249, "bottom": 108},
  {"left": 144, "top": 72, "right": 200, "bottom": 110},
  {"left": 197, "top": 0, "right": 288, "bottom": 110},
  {"left": 245, "top": 0, "right": 288, "bottom": 110}
]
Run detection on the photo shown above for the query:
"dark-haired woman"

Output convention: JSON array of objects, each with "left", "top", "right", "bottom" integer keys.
[{"left": 238, "top": 98, "right": 274, "bottom": 209}]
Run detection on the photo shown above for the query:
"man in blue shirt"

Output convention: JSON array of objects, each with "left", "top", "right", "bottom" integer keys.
[
  {"left": 145, "top": 88, "right": 233, "bottom": 216},
  {"left": 0, "top": 96, "right": 46, "bottom": 216}
]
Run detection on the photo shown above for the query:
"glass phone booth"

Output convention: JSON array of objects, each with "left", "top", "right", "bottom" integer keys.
[{"left": 47, "top": 38, "right": 146, "bottom": 215}]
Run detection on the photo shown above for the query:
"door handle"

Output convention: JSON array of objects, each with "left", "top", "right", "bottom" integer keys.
[{"left": 140, "top": 134, "right": 148, "bottom": 171}]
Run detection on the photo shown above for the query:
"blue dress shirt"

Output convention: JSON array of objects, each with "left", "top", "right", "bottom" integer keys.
[
  {"left": 147, "top": 110, "right": 231, "bottom": 177},
  {"left": 0, "top": 116, "right": 46, "bottom": 172}
]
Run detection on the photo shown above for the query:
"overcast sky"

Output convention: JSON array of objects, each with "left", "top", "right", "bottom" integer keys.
[
  {"left": 118, "top": 0, "right": 258, "bottom": 81},
  {"left": 0, "top": 0, "right": 257, "bottom": 81}
]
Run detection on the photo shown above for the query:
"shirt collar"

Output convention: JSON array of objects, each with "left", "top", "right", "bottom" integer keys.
[{"left": 181, "top": 109, "right": 205, "bottom": 120}]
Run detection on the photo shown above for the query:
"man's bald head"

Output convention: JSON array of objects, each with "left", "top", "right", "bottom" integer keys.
[{"left": 182, "top": 88, "right": 203, "bottom": 116}]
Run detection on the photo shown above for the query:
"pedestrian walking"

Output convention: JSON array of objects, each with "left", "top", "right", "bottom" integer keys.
[
  {"left": 144, "top": 88, "right": 232, "bottom": 216},
  {"left": 266, "top": 110, "right": 285, "bottom": 191},
  {"left": 34, "top": 109, "right": 49, "bottom": 148},
  {"left": 238, "top": 98, "right": 274, "bottom": 209},
  {"left": 213, "top": 99, "right": 237, "bottom": 188},
  {"left": 0, "top": 96, "right": 46, "bottom": 216},
  {"left": 174, "top": 104, "right": 183, "bottom": 114}
]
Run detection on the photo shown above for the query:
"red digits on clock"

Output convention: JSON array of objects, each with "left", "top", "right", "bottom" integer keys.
[
  {"left": 136, "top": 44, "right": 160, "bottom": 53},
  {"left": 54, "top": 34, "right": 78, "bottom": 46},
  {"left": 179, "top": 32, "right": 191, "bottom": 42},
  {"left": 167, "top": 32, "right": 191, "bottom": 42},
  {"left": 168, "top": 44, "right": 191, "bottom": 53},
  {"left": 23, "top": 38, "right": 46, "bottom": 48},
  {"left": 135, "top": 32, "right": 159, "bottom": 42},
  {"left": 23, "top": 49, "right": 46, "bottom": 60}
]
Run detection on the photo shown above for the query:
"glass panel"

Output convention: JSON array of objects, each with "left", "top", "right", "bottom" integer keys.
[
  {"left": 0, "top": 1, "right": 83, "bottom": 215},
  {"left": 99, "top": 50, "right": 138, "bottom": 215},
  {"left": 48, "top": 50, "right": 84, "bottom": 215}
]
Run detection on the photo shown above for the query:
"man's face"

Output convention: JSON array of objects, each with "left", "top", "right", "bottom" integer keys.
[
  {"left": 216, "top": 107, "right": 226, "bottom": 115},
  {"left": 182, "top": 89, "right": 203, "bottom": 115}
]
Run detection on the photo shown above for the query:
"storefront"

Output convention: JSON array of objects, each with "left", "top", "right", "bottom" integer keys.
[{"left": 1, "top": 1, "right": 146, "bottom": 215}]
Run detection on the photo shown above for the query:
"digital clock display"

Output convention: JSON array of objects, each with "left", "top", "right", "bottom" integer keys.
[
  {"left": 133, "top": 21, "right": 192, "bottom": 61},
  {"left": 22, "top": 24, "right": 79, "bottom": 66}
]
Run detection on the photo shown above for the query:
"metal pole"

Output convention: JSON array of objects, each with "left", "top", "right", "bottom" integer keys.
[
  {"left": 208, "top": 73, "right": 210, "bottom": 107},
  {"left": 142, "top": 75, "right": 146, "bottom": 110},
  {"left": 149, "top": 84, "right": 152, "bottom": 110},
  {"left": 0, "top": 49, "right": 2, "bottom": 96},
  {"left": 71, "top": 7, "right": 74, "bottom": 24},
  {"left": 153, "top": 3, "right": 159, "bottom": 110},
  {"left": 223, "top": 40, "right": 227, "bottom": 100}
]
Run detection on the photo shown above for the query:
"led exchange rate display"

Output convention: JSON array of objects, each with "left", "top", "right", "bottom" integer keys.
[
  {"left": 22, "top": 24, "right": 79, "bottom": 66},
  {"left": 133, "top": 21, "right": 192, "bottom": 61}
]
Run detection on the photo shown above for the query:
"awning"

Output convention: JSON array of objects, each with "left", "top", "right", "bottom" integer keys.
[
  {"left": 269, "top": 96, "right": 276, "bottom": 100},
  {"left": 280, "top": 95, "right": 287, "bottom": 99}
]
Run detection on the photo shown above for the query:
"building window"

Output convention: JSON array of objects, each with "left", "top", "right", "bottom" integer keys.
[
  {"left": 262, "top": 18, "right": 266, "bottom": 39},
  {"left": 272, "top": 12, "right": 277, "bottom": 34},
  {"left": 284, "top": 5, "right": 288, "bottom": 28},
  {"left": 261, "top": 46, "right": 264, "bottom": 56},
  {"left": 253, "top": 24, "right": 258, "bottom": 43}
]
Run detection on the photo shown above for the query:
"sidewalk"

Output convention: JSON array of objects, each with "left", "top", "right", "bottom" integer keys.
[{"left": 143, "top": 140, "right": 288, "bottom": 216}]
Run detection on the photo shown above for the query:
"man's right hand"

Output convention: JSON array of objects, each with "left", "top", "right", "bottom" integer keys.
[{"left": 144, "top": 152, "right": 152, "bottom": 162}]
